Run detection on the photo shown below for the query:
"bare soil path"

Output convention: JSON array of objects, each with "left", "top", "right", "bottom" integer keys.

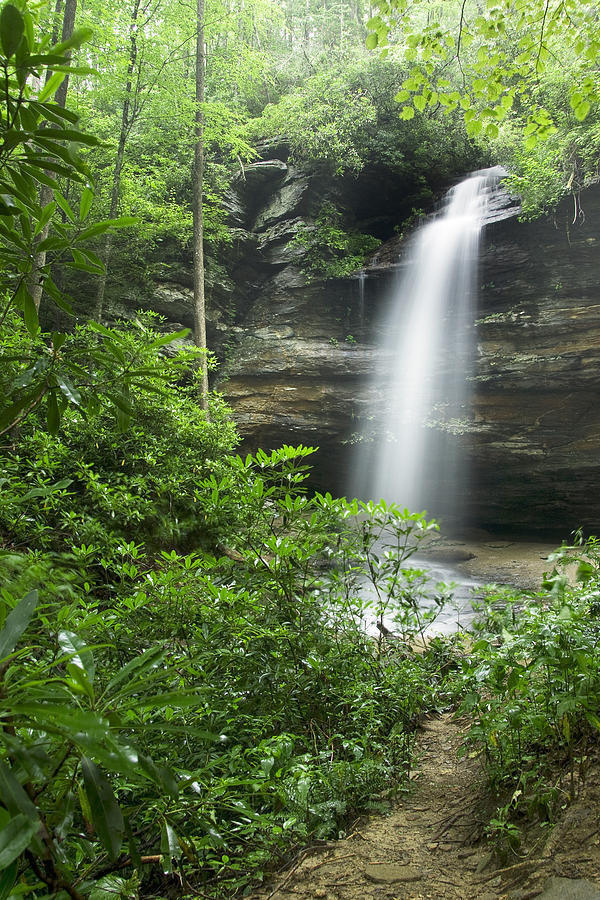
[{"left": 251, "top": 712, "right": 600, "bottom": 900}]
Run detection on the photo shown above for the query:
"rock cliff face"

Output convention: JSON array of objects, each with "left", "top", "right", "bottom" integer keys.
[
  {"left": 215, "top": 161, "right": 600, "bottom": 536},
  {"left": 214, "top": 156, "right": 385, "bottom": 493},
  {"left": 470, "top": 189, "right": 600, "bottom": 534}
]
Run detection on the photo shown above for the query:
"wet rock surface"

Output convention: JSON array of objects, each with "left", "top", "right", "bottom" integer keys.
[
  {"left": 217, "top": 172, "right": 600, "bottom": 535},
  {"left": 120, "top": 144, "right": 600, "bottom": 537}
]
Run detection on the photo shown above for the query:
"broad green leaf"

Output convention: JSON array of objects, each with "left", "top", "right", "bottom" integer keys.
[
  {"left": 0, "top": 858, "right": 18, "bottom": 899},
  {"left": 77, "top": 246, "right": 104, "bottom": 270},
  {"left": 585, "top": 711, "right": 600, "bottom": 731},
  {"left": 51, "top": 331, "right": 67, "bottom": 351},
  {"left": 106, "top": 391, "right": 133, "bottom": 416},
  {"left": 55, "top": 374, "right": 82, "bottom": 407},
  {"left": 13, "top": 282, "right": 39, "bottom": 337},
  {"left": 69, "top": 248, "right": 103, "bottom": 273},
  {"left": 89, "top": 876, "right": 128, "bottom": 900},
  {"left": 46, "top": 391, "right": 60, "bottom": 435},
  {"left": 38, "top": 71, "right": 67, "bottom": 102},
  {"left": 38, "top": 127, "right": 98, "bottom": 146},
  {"left": 80, "top": 187, "right": 94, "bottom": 220},
  {"left": 106, "top": 645, "right": 165, "bottom": 693},
  {"left": 34, "top": 200, "right": 57, "bottom": 236},
  {"left": 1, "top": 706, "right": 110, "bottom": 744},
  {"left": 44, "top": 275, "right": 74, "bottom": 313},
  {"left": 35, "top": 234, "right": 70, "bottom": 253},
  {"left": 76, "top": 217, "right": 138, "bottom": 241},
  {"left": 88, "top": 321, "right": 115, "bottom": 338},
  {"left": 52, "top": 25, "right": 93, "bottom": 55},
  {"left": 0, "top": 4, "right": 24, "bottom": 58},
  {"left": 19, "top": 477, "right": 72, "bottom": 502},
  {"left": 574, "top": 100, "right": 591, "bottom": 121},
  {"left": 125, "top": 817, "right": 142, "bottom": 869},
  {"left": 0, "top": 815, "right": 38, "bottom": 870},
  {"left": 0, "top": 734, "right": 48, "bottom": 783},
  {"left": 147, "top": 328, "right": 190, "bottom": 349},
  {"left": 21, "top": 7, "right": 33, "bottom": 52},
  {"left": 0, "top": 591, "right": 38, "bottom": 661},
  {"left": 80, "top": 757, "right": 124, "bottom": 861},
  {"left": 0, "top": 194, "right": 19, "bottom": 215},
  {"left": 160, "top": 821, "right": 182, "bottom": 874},
  {"left": 29, "top": 101, "right": 79, "bottom": 124},
  {"left": 0, "top": 762, "right": 38, "bottom": 823},
  {"left": 54, "top": 191, "right": 75, "bottom": 223},
  {"left": 139, "top": 755, "right": 178, "bottom": 797},
  {"left": 58, "top": 630, "right": 95, "bottom": 691}
]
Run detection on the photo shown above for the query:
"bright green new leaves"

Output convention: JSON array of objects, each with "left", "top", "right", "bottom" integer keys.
[
  {"left": 251, "top": 72, "right": 377, "bottom": 174},
  {"left": 367, "top": 0, "right": 599, "bottom": 147},
  {"left": 0, "top": 0, "right": 141, "bottom": 376},
  {"left": 160, "top": 820, "right": 182, "bottom": 874}
]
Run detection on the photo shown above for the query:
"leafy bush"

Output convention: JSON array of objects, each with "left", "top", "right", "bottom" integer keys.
[
  {"left": 294, "top": 202, "right": 380, "bottom": 279},
  {"left": 0, "top": 314, "right": 236, "bottom": 554},
  {"left": 458, "top": 535, "right": 600, "bottom": 851},
  {"left": 0, "top": 431, "right": 450, "bottom": 897}
]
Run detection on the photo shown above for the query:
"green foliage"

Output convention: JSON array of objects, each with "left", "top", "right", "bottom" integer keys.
[
  {"left": 365, "top": 0, "right": 600, "bottom": 214},
  {"left": 0, "top": 307, "right": 207, "bottom": 444},
  {"left": 0, "top": 436, "right": 449, "bottom": 897},
  {"left": 249, "top": 71, "right": 378, "bottom": 174},
  {"left": 294, "top": 202, "right": 380, "bottom": 279},
  {"left": 456, "top": 535, "right": 600, "bottom": 854},
  {"left": 0, "top": 314, "right": 235, "bottom": 552},
  {"left": 368, "top": 0, "right": 600, "bottom": 135},
  {"left": 0, "top": 1, "right": 135, "bottom": 333}
]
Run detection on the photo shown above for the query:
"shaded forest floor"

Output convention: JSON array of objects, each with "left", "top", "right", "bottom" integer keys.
[{"left": 251, "top": 712, "right": 600, "bottom": 900}]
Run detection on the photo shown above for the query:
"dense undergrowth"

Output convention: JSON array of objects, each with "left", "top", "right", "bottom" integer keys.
[
  {"left": 3, "top": 314, "right": 600, "bottom": 895},
  {"left": 456, "top": 541, "right": 600, "bottom": 860},
  {"left": 0, "top": 315, "right": 457, "bottom": 898}
]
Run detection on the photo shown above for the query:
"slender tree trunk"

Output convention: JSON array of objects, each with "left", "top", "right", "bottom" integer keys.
[
  {"left": 50, "top": 0, "right": 63, "bottom": 46},
  {"left": 55, "top": 0, "right": 77, "bottom": 108},
  {"left": 193, "top": 0, "right": 209, "bottom": 410},
  {"left": 29, "top": 0, "right": 77, "bottom": 311},
  {"left": 94, "top": 0, "right": 141, "bottom": 321}
]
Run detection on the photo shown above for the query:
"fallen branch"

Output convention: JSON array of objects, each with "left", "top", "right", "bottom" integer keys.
[{"left": 475, "top": 857, "right": 539, "bottom": 884}]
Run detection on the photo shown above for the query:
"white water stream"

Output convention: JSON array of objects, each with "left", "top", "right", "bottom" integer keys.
[
  {"left": 354, "top": 167, "right": 508, "bottom": 527},
  {"left": 352, "top": 168, "right": 511, "bottom": 633}
]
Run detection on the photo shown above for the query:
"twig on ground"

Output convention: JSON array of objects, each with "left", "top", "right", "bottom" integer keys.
[{"left": 475, "top": 858, "right": 539, "bottom": 884}]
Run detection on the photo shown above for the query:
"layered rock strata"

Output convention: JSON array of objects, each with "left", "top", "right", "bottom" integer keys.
[{"left": 217, "top": 166, "right": 600, "bottom": 535}]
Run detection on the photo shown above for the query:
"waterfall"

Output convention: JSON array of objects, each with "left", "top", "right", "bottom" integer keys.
[
  {"left": 353, "top": 168, "right": 509, "bottom": 527},
  {"left": 358, "top": 270, "right": 366, "bottom": 329}
]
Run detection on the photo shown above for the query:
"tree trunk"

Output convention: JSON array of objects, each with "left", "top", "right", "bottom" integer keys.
[
  {"left": 193, "top": 0, "right": 209, "bottom": 410},
  {"left": 94, "top": 0, "right": 141, "bottom": 321},
  {"left": 29, "top": 0, "right": 77, "bottom": 311},
  {"left": 55, "top": 0, "right": 77, "bottom": 108}
]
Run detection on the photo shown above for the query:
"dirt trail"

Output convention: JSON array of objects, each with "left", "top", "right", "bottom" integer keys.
[{"left": 252, "top": 714, "right": 600, "bottom": 900}]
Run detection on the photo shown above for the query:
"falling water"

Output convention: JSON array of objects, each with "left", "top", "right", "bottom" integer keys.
[
  {"left": 357, "top": 270, "right": 366, "bottom": 330},
  {"left": 354, "top": 168, "right": 509, "bottom": 527}
]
